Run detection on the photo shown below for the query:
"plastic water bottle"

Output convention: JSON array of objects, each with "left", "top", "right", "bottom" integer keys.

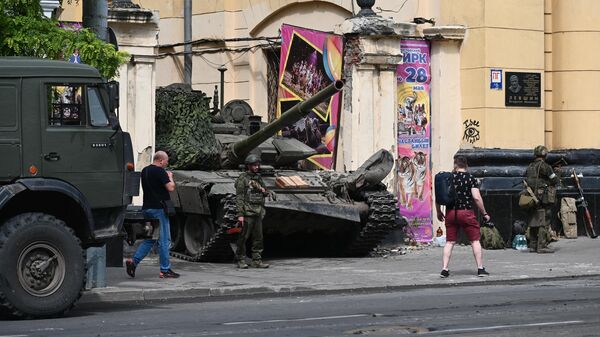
[{"left": 512, "top": 234, "right": 528, "bottom": 251}]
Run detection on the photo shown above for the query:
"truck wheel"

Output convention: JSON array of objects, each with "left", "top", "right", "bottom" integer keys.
[{"left": 0, "top": 213, "right": 86, "bottom": 319}]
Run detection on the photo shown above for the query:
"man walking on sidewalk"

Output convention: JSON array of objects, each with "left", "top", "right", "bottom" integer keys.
[
  {"left": 126, "top": 151, "right": 180, "bottom": 279},
  {"left": 435, "top": 155, "right": 491, "bottom": 278}
]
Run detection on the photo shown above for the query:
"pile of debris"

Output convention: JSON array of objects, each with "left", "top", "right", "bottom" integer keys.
[{"left": 369, "top": 241, "right": 434, "bottom": 258}]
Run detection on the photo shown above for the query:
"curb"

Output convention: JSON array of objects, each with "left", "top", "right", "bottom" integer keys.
[{"left": 79, "top": 273, "right": 600, "bottom": 305}]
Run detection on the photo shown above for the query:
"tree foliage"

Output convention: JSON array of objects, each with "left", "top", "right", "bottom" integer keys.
[{"left": 0, "top": 0, "right": 129, "bottom": 79}]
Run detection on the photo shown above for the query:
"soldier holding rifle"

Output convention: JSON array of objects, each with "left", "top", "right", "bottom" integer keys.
[{"left": 525, "top": 145, "right": 560, "bottom": 253}]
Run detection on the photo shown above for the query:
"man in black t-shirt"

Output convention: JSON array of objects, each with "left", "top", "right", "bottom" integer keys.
[
  {"left": 126, "top": 151, "right": 180, "bottom": 279},
  {"left": 435, "top": 155, "right": 491, "bottom": 278}
]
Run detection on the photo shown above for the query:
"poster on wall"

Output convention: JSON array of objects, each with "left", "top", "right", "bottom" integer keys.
[
  {"left": 396, "top": 39, "right": 433, "bottom": 242},
  {"left": 278, "top": 24, "right": 343, "bottom": 169}
]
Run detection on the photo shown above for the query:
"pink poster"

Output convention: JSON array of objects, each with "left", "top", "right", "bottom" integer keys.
[
  {"left": 278, "top": 24, "right": 343, "bottom": 170},
  {"left": 396, "top": 40, "right": 433, "bottom": 242}
]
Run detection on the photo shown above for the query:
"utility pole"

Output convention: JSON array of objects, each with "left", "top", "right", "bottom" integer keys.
[
  {"left": 81, "top": 0, "right": 110, "bottom": 289},
  {"left": 184, "top": 0, "right": 192, "bottom": 85},
  {"left": 82, "top": 0, "right": 109, "bottom": 42},
  {"left": 218, "top": 65, "right": 227, "bottom": 112}
]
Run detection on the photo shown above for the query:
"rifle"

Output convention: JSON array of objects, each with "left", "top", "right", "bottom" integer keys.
[
  {"left": 552, "top": 157, "right": 568, "bottom": 169},
  {"left": 552, "top": 157, "right": 568, "bottom": 187},
  {"left": 572, "top": 169, "right": 598, "bottom": 238}
]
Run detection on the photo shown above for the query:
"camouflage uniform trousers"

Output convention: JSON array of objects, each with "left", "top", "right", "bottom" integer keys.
[
  {"left": 235, "top": 214, "right": 264, "bottom": 262},
  {"left": 528, "top": 206, "right": 552, "bottom": 251}
]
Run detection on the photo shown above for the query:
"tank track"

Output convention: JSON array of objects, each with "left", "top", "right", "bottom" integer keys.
[
  {"left": 170, "top": 191, "right": 399, "bottom": 261},
  {"left": 170, "top": 194, "right": 238, "bottom": 263},
  {"left": 344, "top": 190, "right": 400, "bottom": 257}
]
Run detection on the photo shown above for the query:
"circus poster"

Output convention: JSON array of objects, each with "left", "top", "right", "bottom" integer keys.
[
  {"left": 278, "top": 24, "right": 343, "bottom": 170},
  {"left": 396, "top": 39, "right": 433, "bottom": 242}
]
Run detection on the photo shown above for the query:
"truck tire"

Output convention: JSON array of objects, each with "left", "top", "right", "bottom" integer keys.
[{"left": 0, "top": 213, "right": 86, "bottom": 319}]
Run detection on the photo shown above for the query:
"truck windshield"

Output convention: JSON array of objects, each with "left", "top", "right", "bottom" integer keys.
[{"left": 87, "top": 87, "right": 110, "bottom": 127}]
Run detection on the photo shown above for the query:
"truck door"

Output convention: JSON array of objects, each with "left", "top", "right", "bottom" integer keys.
[
  {"left": 0, "top": 79, "right": 21, "bottom": 182},
  {"left": 41, "top": 83, "right": 124, "bottom": 208}
]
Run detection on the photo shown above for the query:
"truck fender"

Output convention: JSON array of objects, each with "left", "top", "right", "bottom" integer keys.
[
  {"left": 10, "top": 178, "right": 95, "bottom": 228},
  {"left": 0, "top": 182, "right": 27, "bottom": 208}
]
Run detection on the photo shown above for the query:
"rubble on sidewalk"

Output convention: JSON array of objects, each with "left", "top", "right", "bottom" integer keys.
[{"left": 369, "top": 241, "right": 433, "bottom": 258}]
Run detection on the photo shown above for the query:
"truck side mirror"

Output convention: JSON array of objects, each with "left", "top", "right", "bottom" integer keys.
[
  {"left": 107, "top": 81, "right": 120, "bottom": 129},
  {"left": 108, "top": 81, "right": 120, "bottom": 113}
]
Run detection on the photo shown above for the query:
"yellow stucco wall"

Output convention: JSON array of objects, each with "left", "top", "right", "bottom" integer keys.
[
  {"left": 550, "top": 0, "right": 600, "bottom": 148},
  {"left": 442, "top": 0, "right": 546, "bottom": 149}
]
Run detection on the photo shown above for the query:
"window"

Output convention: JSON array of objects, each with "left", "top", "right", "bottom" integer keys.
[
  {"left": 0, "top": 84, "right": 17, "bottom": 128},
  {"left": 87, "top": 87, "right": 109, "bottom": 127},
  {"left": 48, "top": 85, "right": 84, "bottom": 126}
]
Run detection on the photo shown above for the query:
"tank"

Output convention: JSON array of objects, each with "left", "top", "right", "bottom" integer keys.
[{"left": 166, "top": 80, "right": 402, "bottom": 262}]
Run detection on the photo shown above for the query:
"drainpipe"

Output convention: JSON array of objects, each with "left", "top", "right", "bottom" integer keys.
[{"left": 184, "top": 0, "right": 192, "bottom": 86}]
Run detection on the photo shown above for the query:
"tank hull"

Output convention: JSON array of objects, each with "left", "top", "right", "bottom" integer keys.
[{"left": 169, "top": 169, "right": 399, "bottom": 262}]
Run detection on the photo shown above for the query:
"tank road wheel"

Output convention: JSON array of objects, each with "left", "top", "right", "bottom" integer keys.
[
  {"left": 169, "top": 214, "right": 186, "bottom": 251},
  {"left": 183, "top": 215, "right": 215, "bottom": 256},
  {"left": 0, "top": 213, "right": 86, "bottom": 319}
]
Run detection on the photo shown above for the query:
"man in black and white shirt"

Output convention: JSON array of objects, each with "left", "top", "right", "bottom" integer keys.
[{"left": 435, "top": 155, "right": 491, "bottom": 278}]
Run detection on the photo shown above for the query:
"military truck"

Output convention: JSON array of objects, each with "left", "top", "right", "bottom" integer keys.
[{"left": 0, "top": 58, "right": 139, "bottom": 318}]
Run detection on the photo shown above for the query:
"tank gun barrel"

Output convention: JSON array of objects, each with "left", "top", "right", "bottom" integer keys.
[{"left": 226, "top": 79, "right": 344, "bottom": 166}]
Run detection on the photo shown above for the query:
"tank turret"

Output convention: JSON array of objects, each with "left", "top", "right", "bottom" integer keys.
[{"left": 221, "top": 79, "right": 345, "bottom": 168}]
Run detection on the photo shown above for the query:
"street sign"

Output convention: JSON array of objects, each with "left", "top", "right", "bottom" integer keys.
[{"left": 490, "top": 69, "right": 502, "bottom": 90}]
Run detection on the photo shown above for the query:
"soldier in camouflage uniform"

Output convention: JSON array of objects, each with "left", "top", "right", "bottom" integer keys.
[
  {"left": 525, "top": 145, "right": 560, "bottom": 253},
  {"left": 235, "top": 154, "right": 271, "bottom": 269}
]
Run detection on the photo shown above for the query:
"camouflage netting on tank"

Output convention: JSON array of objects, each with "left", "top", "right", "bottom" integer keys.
[{"left": 156, "top": 84, "right": 221, "bottom": 169}]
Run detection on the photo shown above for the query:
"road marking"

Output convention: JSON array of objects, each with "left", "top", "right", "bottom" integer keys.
[
  {"left": 437, "top": 320, "right": 584, "bottom": 333},
  {"left": 223, "top": 314, "right": 369, "bottom": 325},
  {"left": 0, "top": 335, "right": 28, "bottom": 337}
]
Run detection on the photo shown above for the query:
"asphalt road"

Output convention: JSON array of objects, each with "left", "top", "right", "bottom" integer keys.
[{"left": 2, "top": 277, "right": 600, "bottom": 337}]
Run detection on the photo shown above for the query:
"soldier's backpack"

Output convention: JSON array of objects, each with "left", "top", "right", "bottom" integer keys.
[
  {"left": 434, "top": 171, "right": 456, "bottom": 206},
  {"left": 559, "top": 197, "right": 578, "bottom": 239}
]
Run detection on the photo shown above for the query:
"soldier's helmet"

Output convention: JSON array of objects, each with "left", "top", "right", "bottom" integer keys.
[
  {"left": 534, "top": 145, "right": 548, "bottom": 157},
  {"left": 244, "top": 154, "right": 261, "bottom": 165}
]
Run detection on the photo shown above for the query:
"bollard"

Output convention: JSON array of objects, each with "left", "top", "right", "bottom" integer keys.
[{"left": 86, "top": 245, "right": 107, "bottom": 289}]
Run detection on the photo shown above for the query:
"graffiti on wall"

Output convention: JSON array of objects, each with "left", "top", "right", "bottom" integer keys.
[{"left": 463, "top": 119, "right": 481, "bottom": 144}]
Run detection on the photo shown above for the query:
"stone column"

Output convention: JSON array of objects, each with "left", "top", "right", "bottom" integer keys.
[
  {"left": 423, "top": 26, "right": 466, "bottom": 230},
  {"left": 338, "top": 16, "right": 413, "bottom": 190},
  {"left": 423, "top": 26, "right": 466, "bottom": 178},
  {"left": 108, "top": 7, "right": 159, "bottom": 173},
  {"left": 40, "top": 0, "right": 60, "bottom": 18}
]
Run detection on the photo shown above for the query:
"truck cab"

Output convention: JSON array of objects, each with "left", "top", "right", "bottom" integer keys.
[{"left": 0, "top": 58, "right": 139, "bottom": 318}]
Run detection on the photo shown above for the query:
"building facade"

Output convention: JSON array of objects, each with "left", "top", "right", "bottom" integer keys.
[{"left": 58, "top": 0, "right": 600, "bottom": 234}]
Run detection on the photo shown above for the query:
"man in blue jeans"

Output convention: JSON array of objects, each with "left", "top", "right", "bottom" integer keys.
[{"left": 126, "top": 151, "right": 180, "bottom": 278}]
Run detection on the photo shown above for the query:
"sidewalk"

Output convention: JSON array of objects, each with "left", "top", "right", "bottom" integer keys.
[{"left": 80, "top": 237, "right": 600, "bottom": 304}]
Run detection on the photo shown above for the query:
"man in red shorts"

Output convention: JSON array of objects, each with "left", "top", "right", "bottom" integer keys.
[{"left": 435, "top": 155, "right": 491, "bottom": 278}]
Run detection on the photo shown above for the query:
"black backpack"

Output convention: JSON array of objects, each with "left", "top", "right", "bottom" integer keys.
[{"left": 434, "top": 171, "right": 456, "bottom": 206}]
